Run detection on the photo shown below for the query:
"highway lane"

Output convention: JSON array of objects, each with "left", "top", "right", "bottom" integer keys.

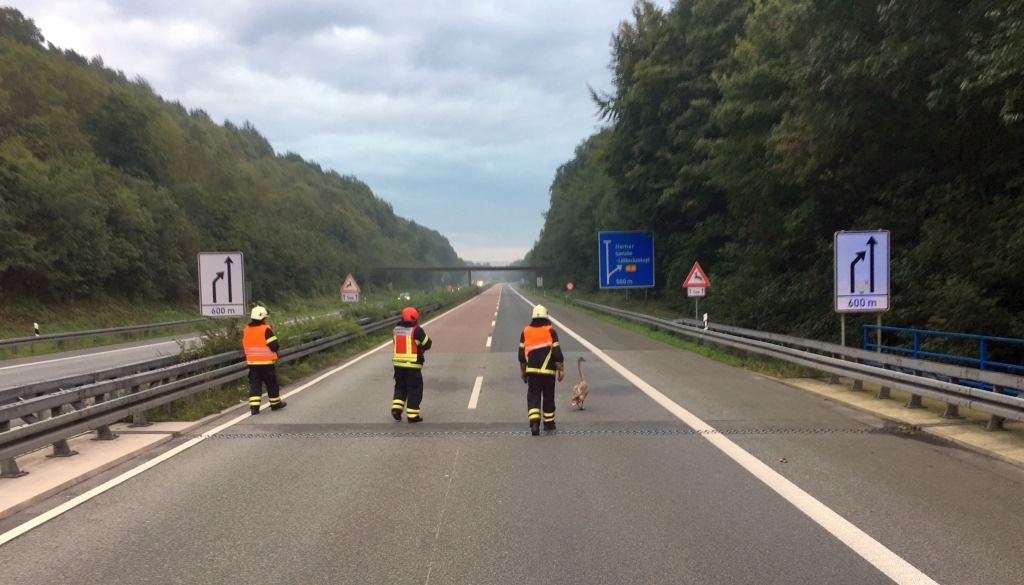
[
  {"left": 0, "top": 336, "right": 202, "bottom": 390},
  {"left": 1, "top": 284, "right": 1022, "bottom": 584}
]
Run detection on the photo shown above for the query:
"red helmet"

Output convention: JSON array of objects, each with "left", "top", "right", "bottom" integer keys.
[{"left": 401, "top": 307, "right": 419, "bottom": 322}]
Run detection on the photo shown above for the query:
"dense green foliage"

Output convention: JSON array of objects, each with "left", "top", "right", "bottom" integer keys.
[
  {"left": 0, "top": 8, "right": 462, "bottom": 306},
  {"left": 528, "top": 0, "right": 1024, "bottom": 346}
]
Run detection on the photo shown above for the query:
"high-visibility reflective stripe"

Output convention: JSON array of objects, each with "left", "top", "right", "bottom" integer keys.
[
  {"left": 393, "top": 325, "right": 419, "bottom": 366},
  {"left": 522, "top": 324, "right": 556, "bottom": 373},
  {"left": 243, "top": 324, "right": 278, "bottom": 365}
]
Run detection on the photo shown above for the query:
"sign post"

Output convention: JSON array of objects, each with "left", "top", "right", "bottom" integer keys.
[
  {"left": 598, "top": 231, "right": 655, "bottom": 289},
  {"left": 198, "top": 252, "right": 245, "bottom": 317}
]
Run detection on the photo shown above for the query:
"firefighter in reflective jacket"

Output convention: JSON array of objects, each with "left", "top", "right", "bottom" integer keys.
[
  {"left": 392, "top": 306, "right": 432, "bottom": 423},
  {"left": 242, "top": 306, "right": 285, "bottom": 415},
  {"left": 518, "top": 305, "right": 564, "bottom": 436}
]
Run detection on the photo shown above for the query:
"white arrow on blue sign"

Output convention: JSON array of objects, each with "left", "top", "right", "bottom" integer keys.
[{"left": 598, "top": 231, "right": 655, "bottom": 289}]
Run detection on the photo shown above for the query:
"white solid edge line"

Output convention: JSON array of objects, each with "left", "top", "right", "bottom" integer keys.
[
  {"left": 508, "top": 288, "right": 939, "bottom": 585},
  {"left": 468, "top": 376, "right": 483, "bottom": 409},
  {"left": 0, "top": 300, "right": 473, "bottom": 546}
]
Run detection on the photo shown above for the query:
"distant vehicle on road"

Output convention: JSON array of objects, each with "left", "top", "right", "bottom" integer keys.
[{"left": 398, "top": 292, "right": 411, "bottom": 300}]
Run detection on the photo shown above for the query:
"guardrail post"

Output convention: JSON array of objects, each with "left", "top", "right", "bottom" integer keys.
[
  {"left": 128, "top": 384, "right": 151, "bottom": 428},
  {"left": 985, "top": 415, "right": 1007, "bottom": 431},
  {"left": 0, "top": 421, "right": 28, "bottom": 478},
  {"left": 904, "top": 370, "right": 925, "bottom": 408},
  {"left": 163, "top": 376, "right": 174, "bottom": 416},
  {"left": 940, "top": 377, "right": 963, "bottom": 419},
  {"left": 91, "top": 392, "right": 118, "bottom": 441},
  {"left": 851, "top": 379, "right": 864, "bottom": 391},
  {"left": 876, "top": 367, "right": 891, "bottom": 399},
  {"left": 1, "top": 457, "right": 27, "bottom": 478},
  {"left": 48, "top": 439, "right": 78, "bottom": 458},
  {"left": 44, "top": 404, "right": 79, "bottom": 458}
]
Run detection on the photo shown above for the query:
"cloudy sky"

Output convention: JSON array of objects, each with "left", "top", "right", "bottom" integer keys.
[{"left": 13, "top": 0, "right": 670, "bottom": 264}]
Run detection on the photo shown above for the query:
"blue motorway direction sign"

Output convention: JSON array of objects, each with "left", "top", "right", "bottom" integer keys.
[{"left": 598, "top": 231, "right": 655, "bottom": 289}]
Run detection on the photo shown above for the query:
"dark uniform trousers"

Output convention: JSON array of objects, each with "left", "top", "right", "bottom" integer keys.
[
  {"left": 393, "top": 368, "right": 424, "bottom": 414},
  {"left": 526, "top": 374, "right": 556, "bottom": 424},
  {"left": 249, "top": 364, "right": 282, "bottom": 405}
]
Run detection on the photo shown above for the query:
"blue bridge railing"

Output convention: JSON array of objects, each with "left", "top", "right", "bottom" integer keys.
[{"left": 862, "top": 325, "right": 1024, "bottom": 397}]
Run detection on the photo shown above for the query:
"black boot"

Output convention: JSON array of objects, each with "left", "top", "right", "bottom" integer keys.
[
  {"left": 270, "top": 401, "right": 287, "bottom": 411},
  {"left": 408, "top": 415, "right": 423, "bottom": 423},
  {"left": 544, "top": 421, "right": 556, "bottom": 431},
  {"left": 530, "top": 420, "right": 540, "bottom": 436},
  {"left": 392, "top": 408, "right": 402, "bottom": 421},
  {"left": 250, "top": 406, "right": 260, "bottom": 415}
]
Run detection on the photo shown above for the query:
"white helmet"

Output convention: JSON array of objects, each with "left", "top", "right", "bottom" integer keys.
[
  {"left": 532, "top": 305, "right": 548, "bottom": 319},
  {"left": 250, "top": 306, "right": 268, "bottom": 320}
]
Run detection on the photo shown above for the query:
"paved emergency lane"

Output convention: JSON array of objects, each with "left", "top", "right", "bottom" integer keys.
[
  {"left": 1, "top": 285, "right": 1022, "bottom": 584},
  {"left": 0, "top": 337, "right": 200, "bottom": 390}
]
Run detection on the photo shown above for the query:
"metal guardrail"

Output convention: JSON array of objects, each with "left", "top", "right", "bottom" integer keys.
[
  {"left": 0, "top": 307, "right": 436, "bottom": 477},
  {"left": 862, "top": 325, "right": 1024, "bottom": 397},
  {"left": 574, "top": 300, "right": 1024, "bottom": 430},
  {"left": 0, "top": 319, "right": 208, "bottom": 353}
]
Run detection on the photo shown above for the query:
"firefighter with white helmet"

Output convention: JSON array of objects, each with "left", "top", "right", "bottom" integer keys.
[
  {"left": 518, "top": 304, "right": 565, "bottom": 435},
  {"left": 242, "top": 305, "right": 285, "bottom": 415},
  {"left": 391, "top": 306, "right": 432, "bottom": 422}
]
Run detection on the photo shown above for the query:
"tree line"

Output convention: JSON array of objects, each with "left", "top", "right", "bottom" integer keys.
[
  {"left": 0, "top": 8, "right": 462, "bottom": 305},
  {"left": 527, "top": 0, "right": 1024, "bottom": 354}
]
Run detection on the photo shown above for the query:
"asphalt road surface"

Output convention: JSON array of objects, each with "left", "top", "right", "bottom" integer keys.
[
  {"left": 1, "top": 284, "right": 1022, "bottom": 585},
  {"left": 0, "top": 336, "right": 200, "bottom": 390}
]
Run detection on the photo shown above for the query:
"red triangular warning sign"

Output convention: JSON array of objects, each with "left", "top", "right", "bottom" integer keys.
[
  {"left": 683, "top": 262, "right": 710, "bottom": 287},
  {"left": 340, "top": 273, "right": 361, "bottom": 293}
]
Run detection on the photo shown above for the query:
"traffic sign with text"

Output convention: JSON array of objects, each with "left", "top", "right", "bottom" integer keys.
[
  {"left": 198, "top": 252, "right": 245, "bottom": 317},
  {"left": 834, "top": 230, "right": 890, "bottom": 312},
  {"left": 341, "top": 273, "right": 360, "bottom": 303},
  {"left": 598, "top": 231, "right": 655, "bottom": 289}
]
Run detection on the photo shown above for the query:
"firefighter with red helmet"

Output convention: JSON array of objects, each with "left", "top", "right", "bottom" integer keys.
[
  {"left": 391, "top": 306, "right": 432, "bottom": 422},
  {"left": 518, "top": 304, "right": 565, "bottom": 435}
]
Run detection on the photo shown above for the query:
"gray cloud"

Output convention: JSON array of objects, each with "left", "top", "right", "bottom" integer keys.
[{"left": 18, "top": 0, "right": 667, "bottom": 263}]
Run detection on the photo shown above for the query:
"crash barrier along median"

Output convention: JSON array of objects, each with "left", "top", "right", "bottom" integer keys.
[{"left": 0, "top": 306, "right": 437, "bottom": 478}]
